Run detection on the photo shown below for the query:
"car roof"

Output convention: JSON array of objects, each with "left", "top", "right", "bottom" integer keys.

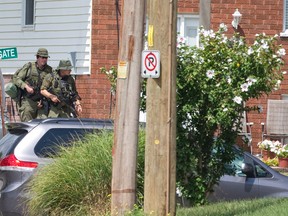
[{"left": 5, "top": 118, "right": 114, "bottom": 132}]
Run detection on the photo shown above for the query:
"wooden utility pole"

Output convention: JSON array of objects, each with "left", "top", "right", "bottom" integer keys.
[
  {"left": 144, "top": 0, "right": 177, "bottom": 215},
  {"left": 111, "top": 0, "right": 145, "bottom": 215}
]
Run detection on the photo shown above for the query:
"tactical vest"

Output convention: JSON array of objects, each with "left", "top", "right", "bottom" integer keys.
[
  {"left": 25, "top": 62, "right": 52, "bottom": 89},
  {"left": 51, "top": 74, "right": 77, "bottom": 105},
  {"left": 24, "top": 62, "right": 52, "bottom": 101}
]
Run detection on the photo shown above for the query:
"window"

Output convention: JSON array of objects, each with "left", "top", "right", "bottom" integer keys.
[
  {"left": 177, "top": 14, "right": 199, "bottom": 46},
  {"left": 285, "top": 1, "right": 288, "bottom": 30},
  {"left": 281, "top": 1, "right": 288, "bottom": 36},
  {"left": 34, "top": 128, "right": 95, "bottom": 158},
  {"left": 24, "top": 0, "right": 34, "bottom": 26}
]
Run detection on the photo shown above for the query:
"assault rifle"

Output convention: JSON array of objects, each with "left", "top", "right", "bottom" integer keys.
[
  {"left": 25, "top": 76, "right": 42, "bottom": 101},
  {"left": 48, "top": 88, "right": 78, "bottom": 118}
]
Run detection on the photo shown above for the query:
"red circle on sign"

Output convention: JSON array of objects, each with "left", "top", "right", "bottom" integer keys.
[{"left": 145, "top": 52, "right": 157, "bottom": 72}]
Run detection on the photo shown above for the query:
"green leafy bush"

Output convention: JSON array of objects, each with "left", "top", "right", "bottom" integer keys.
[{"left": 176, "top": 24, "right": 285, "bottom": 205}]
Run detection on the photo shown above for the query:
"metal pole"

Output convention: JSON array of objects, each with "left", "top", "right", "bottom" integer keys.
[{"left": 0, "top": 67, "right": 7, "bottom": 136}]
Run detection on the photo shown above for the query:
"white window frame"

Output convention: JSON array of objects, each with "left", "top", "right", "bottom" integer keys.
[
  {"left": 22, "top": 0, "right": 35, "bottom": 30},
  {"left": 177, "top": 14, "right": 199, "bottom": 47},
  {"left": 281, "top": 0, "right": 288, "bottom": 37}
]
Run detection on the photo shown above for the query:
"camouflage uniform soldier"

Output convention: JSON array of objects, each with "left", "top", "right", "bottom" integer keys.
[
  {"left": 40, "top": 60, "right": 82, "bottom": 118},
  {"left": 12, "top": 48, "right": 53, "bottom": 121}
]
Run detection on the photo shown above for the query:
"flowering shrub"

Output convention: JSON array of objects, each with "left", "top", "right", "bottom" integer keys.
[
  {"left": 176, "top": 24, "right": 285, "bottom": 205},
  {"left": 100, "top": 66, "right": 117, "bottom": 94},
  {"left": 270, "top": 140, "right": 282, "bottom": 153},
  {"left": 273, "top": 144, "right": 288, "bottom": 158},
  {"left": 257, "top": 139, "right": 273, "bottom": 151},
  {"left": 101, "top": 23, "right": 286, "bottom": 206}
]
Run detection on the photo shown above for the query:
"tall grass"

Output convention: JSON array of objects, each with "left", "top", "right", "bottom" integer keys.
[{"left": 25, "top": 130, "right": 145, "bottom": 216}]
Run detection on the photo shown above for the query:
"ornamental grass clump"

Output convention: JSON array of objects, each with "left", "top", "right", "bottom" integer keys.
[
  {"left": 26, "top": 131, "right": 113, "bottom": 216},
  {"left": 176, "top": 23, "right": 286, "bottom": 205},
  {"left": 25, "top": 130, "right": 146, "bottom": 216}
]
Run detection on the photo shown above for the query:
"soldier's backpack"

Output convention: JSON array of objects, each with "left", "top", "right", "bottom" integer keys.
[{"left": 4, "top": 62, "right": 32, "bottom": 102}]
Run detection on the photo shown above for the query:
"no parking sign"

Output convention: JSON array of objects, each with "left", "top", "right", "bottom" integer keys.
[{"left": 141, "top": 50, "right": 160, "bottom": 78}]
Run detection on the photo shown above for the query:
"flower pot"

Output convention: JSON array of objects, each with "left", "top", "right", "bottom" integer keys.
[
  {"left": 278, "top": 157, "right": 288, "bottom": 168},
  {"left": 269, "top": 151, "right": 276, "bottom": 159},
  {"left": 262, "top": 150, "right": 276, "bottom": 160}
]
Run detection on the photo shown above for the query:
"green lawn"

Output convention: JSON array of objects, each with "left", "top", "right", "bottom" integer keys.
[{"left": 176, "top": 198, "right": 288, "bottom": 216}]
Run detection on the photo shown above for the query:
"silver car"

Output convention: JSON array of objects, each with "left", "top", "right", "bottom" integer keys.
[
  {"left": 208, "top": 147, "right": 288, "bottom": 201},
  {"left": 0, "top": 118, "right": 113, "bottom": 216}
]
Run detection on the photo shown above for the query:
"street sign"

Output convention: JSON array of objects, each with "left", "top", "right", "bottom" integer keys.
[
  {"left": 141, "top": 50, "right": 160, "bottom": 78},
  {"left": 0, "top": 47, "right": 18, "bottom": 60}
]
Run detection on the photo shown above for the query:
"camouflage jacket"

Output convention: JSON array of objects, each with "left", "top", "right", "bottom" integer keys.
[
  {"left": 41, "top": 71, "right": 81, "bottom": 105},
  {"left": 12, "top": 62, "right": 53, "bottom": 90}
]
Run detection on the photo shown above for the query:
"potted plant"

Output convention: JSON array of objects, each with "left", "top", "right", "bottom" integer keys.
[
  {"left": 257, "top": 139, "right": 275, "bottom": 160},
  {"left": 275, "top": 144, "right": 288, "bottom": 168}
]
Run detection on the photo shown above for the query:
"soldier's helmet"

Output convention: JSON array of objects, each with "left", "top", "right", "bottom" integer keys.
[
  {"left": 36, "top": 48, "right": 50, "bottom": 58},
  {"left": 57, "top": 60, "right": 73, "bottom": 70}
]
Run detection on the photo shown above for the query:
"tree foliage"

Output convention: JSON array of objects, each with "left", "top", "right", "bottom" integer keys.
[
  {"left": 101, "top": 24, "right": 286, "bottom": 206},
  {"left": 176, "top": 24, "right": 285, "bottom": 205}
]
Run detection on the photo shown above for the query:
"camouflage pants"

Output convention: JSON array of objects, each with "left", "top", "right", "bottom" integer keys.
[
  {"left": 18, "top": 97, "right": 48, "bottom": 122},
  {"left": 48, "top": 103, "right": 74, "bottom": 118}
]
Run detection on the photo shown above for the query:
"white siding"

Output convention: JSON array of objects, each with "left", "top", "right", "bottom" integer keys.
[{"left": 0, "top": 0, "right": 91, "bottom": 75}]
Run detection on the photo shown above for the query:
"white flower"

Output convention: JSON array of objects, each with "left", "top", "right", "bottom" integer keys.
[
  {"left": 227, "top": 77, "right": 232, "bottom": 84},
  {"left": 261, "top": 42, "right": 269, "bottom": 51},
  {"left": 221, "top": 35, "right": 228, "bottom": 43},
  {"left": 177, "top": 36, "right": 187, "bottom": 48},
  {"left": 176, "top": 187, "right": 182, "bottom": 196},
  {"left": 238, "top": 40, "right": 244, "bottom": 46},
  {"left": 206, "top": 69, "right": 215, "bottom": 79},
  {"left": 274, "top": 80, "right": 281, "bottom": 90},
  {"left": 277, "top": 48, "right": 286, "bottom": 57},
  {"left": 241, "top": 83, "right": 249, "bottom": 92},
  {"left": 233, "top": 96, "right": 242, "bottom": 104},
  {"left": 223, "top": 108, "right": 228, "bottom": 112},
  {"left": 247, "top": 47, "right": 254, "bottom": 55},
  {"left": 270, "top": 140, "right": 282, "bottom": 153},
  {"left": 282, "top": 71, "right": 287, "bottom": 75},
  {"left": 257, "top": 139, "right": 273, "bottom": 150},
  {"left": 219, "top": 23, "right": 228, "bottom": 32},
  {"left": 246, "top": 77, "right": 257, "bottom": 86}
]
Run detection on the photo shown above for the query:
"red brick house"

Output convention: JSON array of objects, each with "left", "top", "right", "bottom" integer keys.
[
  {"left": 1, "top": 1, "right": 288, "bottom": 154},
  {"left": 90, "top": 0, "right": 288, "bottom": 154}
]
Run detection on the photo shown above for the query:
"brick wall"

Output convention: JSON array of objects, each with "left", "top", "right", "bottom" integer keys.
[
  {"left": 85, "top": 0, "right": 288, "bottom": 152},
  {"left": 210, "top": 0, "right": 288, "bottom": 153},
  {"left": 178, "top": 0, "right": 199, "bottom": 13}
]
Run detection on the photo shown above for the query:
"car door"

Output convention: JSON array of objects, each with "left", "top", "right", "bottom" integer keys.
[
  {"left": 209, "top": 150, "right": 260, "bottom": 201},
  {"left": 253, "top": 159, "right": 288, "bottom": 198}
]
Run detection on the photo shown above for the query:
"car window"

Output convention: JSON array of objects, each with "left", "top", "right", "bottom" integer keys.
[
  {"left": 224, "top": 150, "right": 245, "bottom": 176},
  {"left": 225, "top": 148, "right": 273, "bottom": 178},
  {"left": 34, "top": 128, "right": 96, "bottom": 158},
  {"left": 0, "top": 129, "right": 27, "bottom": 159},
  {"left": 254, "top": 162, "right": 273, "bottom": 178}
]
